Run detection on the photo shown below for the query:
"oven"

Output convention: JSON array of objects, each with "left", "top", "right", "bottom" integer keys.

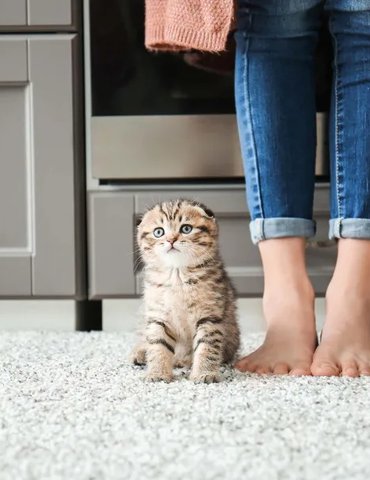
[{"left": 87, "top": 0, "right": 331, "bottom": 184}]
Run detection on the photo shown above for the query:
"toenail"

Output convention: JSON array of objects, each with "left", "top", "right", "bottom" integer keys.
[
  {"left": 358, "top": 365, "right": 370, "bottom": 375},
  {"left": 311, "top": 363, "right": 339, "bottom": 376},
  {"left": 342, "top": 368, "right": 359, "bottom": 377},
  {"left": 272, "top": 364, "right": 289, "bottom": 374},
  {"left": 289, "top": 369, "right": 311, "bottom": 377}
]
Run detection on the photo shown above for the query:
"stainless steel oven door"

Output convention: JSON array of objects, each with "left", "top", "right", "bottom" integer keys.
[{"left": 91, "top": 113, "right": 328, "bottom": 180}]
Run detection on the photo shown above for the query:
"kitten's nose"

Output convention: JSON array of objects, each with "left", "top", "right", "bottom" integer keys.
[{"left": 166, "top": 235, "right": 178, "bottom": 245}]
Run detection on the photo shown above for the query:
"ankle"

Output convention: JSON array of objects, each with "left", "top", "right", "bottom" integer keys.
[
  {"left": 326, "top": 276, "right": 370, "bottom": 303},
  {"left": 262, "top": 286, "right": 315, "bottom": 335},
  {"left": 258, "top": 237, "right": 314, "bottom": 304},
  {"left": 263, "top": 277, "right": 315, "bottom": 308},
  {"left": 327, "top": 239, "right": 370, "bottom": 299}
]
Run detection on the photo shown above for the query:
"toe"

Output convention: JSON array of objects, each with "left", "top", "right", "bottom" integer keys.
[
  {"left": 234, "top": 356, "right": 248, "bottom": 370},
  {"left": 311, "top": 361, "right": 340, "bottom": 377},
  {"left": 234, "top": 355, "right": 257, "bottom": 373},
  {"left": 289, "top": 364, "right": 312, "bottom": 376},
  {"left": 240, "top": 362, "right": 258, "bottom": 373},
  {"left": 272, "top": 363, "right": 289, "bottom": 375},
  {"left": 255, "top": 366, "right": 272, "bottom": 375},
  {"left": 358, "top": 363, "right": 370, "bottom": 376},
  {"left": 341, "top": 362, "right": 359, "bottom": 377},
  {"left": 234, "top": 360, "right": 244, "bottom": 371}
]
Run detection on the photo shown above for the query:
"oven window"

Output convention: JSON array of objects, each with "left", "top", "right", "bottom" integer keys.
[{"left": 90, "top": 0, "right": 235, "bottom": 116}]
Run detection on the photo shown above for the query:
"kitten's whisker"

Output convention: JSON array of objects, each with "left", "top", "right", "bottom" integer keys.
[{"left": 133, "top": 257, "right": 144, "bottom": 274}]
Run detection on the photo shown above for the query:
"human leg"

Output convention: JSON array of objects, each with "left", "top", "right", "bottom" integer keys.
[
  {"left": 234, "top": 0, "right": 323, "bottom": 374},
  {"left": 312, "top": 0, "right": 370, "bottom": 376}
]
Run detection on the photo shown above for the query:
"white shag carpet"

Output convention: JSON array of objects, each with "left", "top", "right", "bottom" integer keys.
[{"left": 1, "top": 332, "right": 370, "bottom": 480}]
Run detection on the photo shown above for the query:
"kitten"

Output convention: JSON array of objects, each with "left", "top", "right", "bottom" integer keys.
[{"left": 131, "top": 199, "right": 240, "bottom": 383}]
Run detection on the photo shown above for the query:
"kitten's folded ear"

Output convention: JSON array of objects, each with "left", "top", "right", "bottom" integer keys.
[{"left": 197, "top": 203, "right": 215, "bottom": 219}]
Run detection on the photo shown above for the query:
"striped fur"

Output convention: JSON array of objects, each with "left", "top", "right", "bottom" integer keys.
[{"left": 131, "top": 199, "right": 240, "bottom": 383}]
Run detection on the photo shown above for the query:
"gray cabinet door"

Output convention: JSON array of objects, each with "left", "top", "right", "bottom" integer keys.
[
  {"left": 0, "top": 35, "right": 79, "bottom": 297},
  {"left": 0, "top": 0, "right": 73, "bottom": 29},
  {"left": 0, "top": 39, "right": 31, "bottom": 295}
]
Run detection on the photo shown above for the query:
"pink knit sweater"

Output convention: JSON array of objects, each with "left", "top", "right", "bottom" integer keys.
[{"left": 145, "top": 0, "right": 235, "bottom": 52}]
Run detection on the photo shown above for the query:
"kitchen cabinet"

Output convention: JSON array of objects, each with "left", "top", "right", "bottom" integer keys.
[
  {"left": 0, "top": 35, "right": 85, "bottom": 298},
  {"left": 87, "top": 185, "right": 336, "bottom": 299}
]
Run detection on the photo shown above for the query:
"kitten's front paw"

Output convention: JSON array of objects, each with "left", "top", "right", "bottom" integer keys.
[
  {"left": 189, "top": 371, "right": 221, "bottom": 384},
  {"left": 174, "top": 358, "right": 192, "bottom": 369},
  {"left": 130, "top": 346, "right": 146, "bottom": 366},
  {"left": 146, "top": 372, "right": 173, "bottom": 383}
]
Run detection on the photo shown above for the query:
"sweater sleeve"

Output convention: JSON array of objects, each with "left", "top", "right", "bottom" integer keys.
[{"left": 145, "top": 0, "right": 235, "bottom": 53}]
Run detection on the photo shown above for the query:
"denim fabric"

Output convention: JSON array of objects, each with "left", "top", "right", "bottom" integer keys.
[{"left": 235, "top": 0, "right": 370, "bottom": 244}]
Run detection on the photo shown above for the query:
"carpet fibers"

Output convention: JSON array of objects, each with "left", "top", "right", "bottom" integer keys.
[{"left": 1, "top": 331, "right": 370, "bottom": 480}]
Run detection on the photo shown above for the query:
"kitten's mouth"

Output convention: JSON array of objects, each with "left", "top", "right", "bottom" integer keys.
[{"left": 167, "top": 246, "right": 179, "bottom": 253}]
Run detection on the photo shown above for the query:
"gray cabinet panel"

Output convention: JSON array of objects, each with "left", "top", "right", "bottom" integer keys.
[
  {"left": 28, "top": 0, "right": 71, "bottom": 26},
  {"left": 0, "top": 86, "right": 28, "bottom": 249},
  {"left": 0, "top": 35, "right": 81, "bottom": 298},
  {"left": 0, "top": 257, "right": 31, "bottom": 295},
  {"left": 88, "top": 193, "right": 136, "bottom": 299},
  {"left": 0, "top": 38, "right": 31, "bottom": 296},
  {"left": 0, "top": 40, "right": 27, "bottom": 81},
  {"left": 89, "top": 186, "right": 335, "bottom": 298},
  {"left": 30, "top": 36, "right": 76, "bottom": 295},
  {"left": 0, "top": 0, "right": 26, "bottom": 26}
]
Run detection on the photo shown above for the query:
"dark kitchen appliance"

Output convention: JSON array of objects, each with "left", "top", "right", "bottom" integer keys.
[{"left": 88, "top": 0, "right": 331, "bottom": 183}]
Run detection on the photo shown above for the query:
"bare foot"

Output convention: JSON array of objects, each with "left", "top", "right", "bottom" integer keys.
[
  {"left": 235, "top": 286, "right": 317, "bottom": 376},
  {"left": 311, "top": 290, "right": 370, "bottom": 377},
  {"left": 312, "top": 239, "right": 370, "bottom": 377}
]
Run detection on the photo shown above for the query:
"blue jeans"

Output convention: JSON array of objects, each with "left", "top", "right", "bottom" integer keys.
[{"left": 235, "top": 0, "right": 370, "bottom": 244}]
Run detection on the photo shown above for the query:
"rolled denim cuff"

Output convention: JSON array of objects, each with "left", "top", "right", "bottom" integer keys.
[
  {"left": 329, "top": 218, "right": 370, "bottom": 240},
  {"left": 250, "top": 218, "right": 316, "bottom": 245}
]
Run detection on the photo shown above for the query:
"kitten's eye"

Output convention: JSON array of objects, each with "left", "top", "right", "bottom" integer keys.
[
  {"left": 180, "top": 224, "right": 193, "bottom": 234},
  {"left": 153, "top": 227, "right": 165, "bottom": 238}
]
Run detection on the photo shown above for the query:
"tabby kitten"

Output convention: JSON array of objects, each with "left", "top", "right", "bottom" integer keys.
[{"left": 131, "top": 199, "right": 240, "bottom": 383}]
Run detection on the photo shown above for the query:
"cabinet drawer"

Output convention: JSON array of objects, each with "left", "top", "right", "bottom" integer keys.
[
  {"left": 88, "top": 187, "right": 336, "bottom": 298},
  {"left": 135, "top": 187, "right": 336, "bottom": 296}
]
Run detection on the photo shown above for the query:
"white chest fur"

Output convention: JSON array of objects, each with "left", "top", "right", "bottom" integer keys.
[{"left": 145, "top": 266, "right": 198, "bottom": 338}]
